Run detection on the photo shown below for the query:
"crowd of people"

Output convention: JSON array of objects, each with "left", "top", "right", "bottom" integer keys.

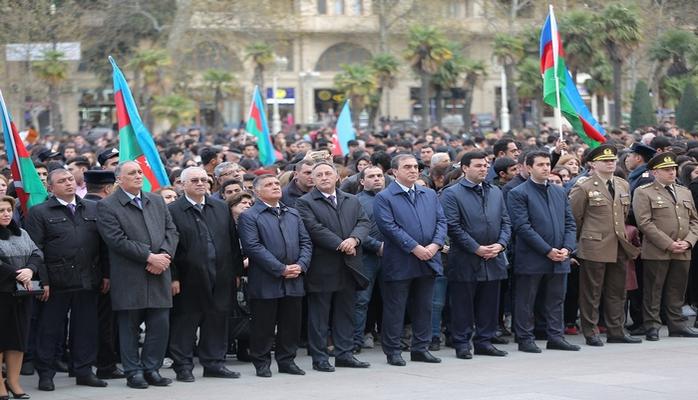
[{"left": 1, "top": 119, "right": 698, "bottom": 397}]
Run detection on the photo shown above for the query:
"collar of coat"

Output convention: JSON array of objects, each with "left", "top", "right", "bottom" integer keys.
[
  {"left": 173, "top": 194, "right": 211, "bottom": 211},
  {"left": 46, "top": 195, "right": 85, "bottom": 209},
  {"left": 386, "top": 180, "right": 427, "bottom": 196},
  {"left": 115, "top": 187, "right": 149, "bottom": 207},
  {"left": 458, "top": 178, "right": 490, "bottom": 190}
]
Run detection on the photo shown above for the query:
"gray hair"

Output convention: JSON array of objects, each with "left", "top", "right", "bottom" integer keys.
[
  {"left": 431, "top": 152, "right": 451, "bottom": 165},
  {"left": 47, "top": 168, "right": 71, "bottom": 185},
  {"left": 181, "top": 166, "right": 207, "bottom": 182},
  {"left": 114, "top": 160, "right": 139, "bottom": 179},
  {"left": 214, "top": 161, "right": 238, "bottom": 178},
  {"left": 311, "top": 161, "right": 337, "bottom": 174}
]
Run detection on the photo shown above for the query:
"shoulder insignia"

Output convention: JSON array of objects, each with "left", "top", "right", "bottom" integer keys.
[
  {"left": 641, "top": 172, "right": 650, "bottom": 178},
  {"left": 576, "top": 176, "right": 590, "bottom": 185},
  {"left": 638, "top": 182, "right": 653, "bottom": 189}
]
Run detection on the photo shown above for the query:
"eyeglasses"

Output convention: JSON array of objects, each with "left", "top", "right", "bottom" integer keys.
[{"left": 188, "top": 177, "right": 208, "bottom": 183}]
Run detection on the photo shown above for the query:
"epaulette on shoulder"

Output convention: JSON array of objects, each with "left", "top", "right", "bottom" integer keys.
[
  {"left": 575, "top": 176, "right": 590, "bottom": 185},
  {"left": 638, "top": 182, "right": 653, "bottom": 189}
]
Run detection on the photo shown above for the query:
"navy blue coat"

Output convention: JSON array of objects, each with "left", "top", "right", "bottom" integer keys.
[
  {"left": 507, "top": 179, "right": 576, "bottom": 274},
  {"left": 440, "top": 180, "right": 511, "bottom": 282},
  {"left": 356, "top": 190, "right": 383, "bottom": 255},
  {"left": 374, "top": 182, "right": 447, "bottom": 281},
  {"left": 238, "top": 201, "right": 312, "bottom": 299}
]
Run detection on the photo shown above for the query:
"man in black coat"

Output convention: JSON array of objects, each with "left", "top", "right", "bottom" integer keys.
[
  {"left": 295, "top": 162, "right": 371, "bottom": 372},
  {"left": 25, "top": 169, "right": 108, "bottom": 391},
  {"left": 238, "top": 174, "right": 313, "bottom": 378},
  {"left": 168, "top": 167, "right": 244, "bottom": 382},
  {"left": 281, "top": 160, "right": 314, "bottom": 208}
]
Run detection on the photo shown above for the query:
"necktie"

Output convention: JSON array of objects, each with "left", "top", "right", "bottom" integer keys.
[
  {"left": 195, "top": 203, "right": 204, "bottom": 213},
  {"left": 473, "top": 185, "right": 483, "bottom": 197},
  {"left": 607, "top": 180, "right": 615, "bottom": 199},
  {"left": 665, "top": 185, "right": 677, "bottom": 203},
  {"left": 133, "top": 196, "right": 142, "bottom": 209},
  {"left": 328, "top": 195, "right": 337, "bottom": 207},
  {"left": 67, "top": 203, "right": 76, "bottom": 215},
  {"left": 408, "top": 188, "right": 416, "bottom": 203}
]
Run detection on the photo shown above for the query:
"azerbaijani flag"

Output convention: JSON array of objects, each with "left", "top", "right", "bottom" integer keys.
[
  {"left": 0, "top": 90, "right": 48, "bottom": 213},
  {"left": 333, "top": 100, "right": 355, "bottom": 156},
  {"left": 109, "top": 56, "right": 169, "bottom": 192},
  {"left": 540, "top": 6, "right": 606, "bottom": 148},
  {"left": 245, "top": 86, "right": 275, "bottom": 166}
]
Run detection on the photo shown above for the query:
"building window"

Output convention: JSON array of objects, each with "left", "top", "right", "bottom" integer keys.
[
  {"left": 315, "top": 43, "right": 372, "bottom": 71},
  {"left": 351, "top": 0, "right": 363, "bottom": 15},
  {"left": 318, "top": 0, "right": 327, "bottom": 14},
  {"left": 334, "top": 0, "right": 345, "bottom": 15}
]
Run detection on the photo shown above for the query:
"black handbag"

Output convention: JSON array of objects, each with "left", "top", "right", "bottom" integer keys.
[{"left": 13, "top": 281, "right": 43, "bottom": 296}]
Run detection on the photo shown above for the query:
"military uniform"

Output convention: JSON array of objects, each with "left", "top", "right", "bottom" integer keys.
[
  {"left": 632, "top": 153, "right": 698, "bottom": 339},
  {"left": 569, "top": 145, "right": 641, "bottom": 344}
]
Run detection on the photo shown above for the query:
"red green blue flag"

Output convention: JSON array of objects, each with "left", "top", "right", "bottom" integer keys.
[
  {"left": 540, "top": 7, "right": 606, "bottom": 148},
  {"left": 109, "top": 56, "right": 170, "bottom": 191},
  {"left": 245, "top": 86, "right": 275, "bottom": 166},
  {"left": 332, "top": 100, "right": 355, "bottom": 156},
  {"left": 0, "top": 89, "right": 48, "bottom": 213}
]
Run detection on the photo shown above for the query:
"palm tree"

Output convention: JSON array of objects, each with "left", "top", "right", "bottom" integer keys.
[
  {"left": 33, "top": 50, "right": 68, "bottom": 134},
  {"left": 461, "top": 59, "right": 487, "bottom": 127},
  {"left": 202, "top": 69, "right": 239, "bottom": 131},
  {"left": 584, "top": 56, "right": 613, "bottom": 123},
  {"left": 245, "top": 42, "right": 275, "bottom": 93},
  {"left": 404, "top": 25, "right": 453, "bottom": 129},
  {"left": 516, "top": 57, "right": 543, "bottom": 129},
  {"left": 432, "top": 44, "right": 465, "bottom": 125},
  {"left": 559, "top": 10, "right": 598, "bottom": 83},
  {"left": 368, "top": 53, "right": 400, "bottom": 129},
  {"left": 127, "top": 48, "right": 171, "bottom": 129},
  {"left": 649, "top": 29, "right": 696, "bottom": 77},
  {"left": 493, "top": 33, "right": 524, "bottom": 130},
  {"left": 334, "top": 64, "right": 377, "bottom": 128},
  {"left": 597, "top": 3, "right": 642, "bottom": 127},
  {"left": 152, "top": 94, "right": 197, "bottom": 129}
]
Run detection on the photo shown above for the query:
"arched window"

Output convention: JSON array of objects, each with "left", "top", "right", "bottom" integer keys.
[
  {"left": 315, "top": 43, "right": 371, "bottom": 71},
  {"left": 190, "top": 41, "right": 243, "bottom": 71}
]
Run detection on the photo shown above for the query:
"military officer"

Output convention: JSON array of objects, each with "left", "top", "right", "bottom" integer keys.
[
  {"left": 632, "top": 152, "right": 698, "bottom": 340},
  {"left": 569, "top": 144, "right": 641, "bottom": 346}
]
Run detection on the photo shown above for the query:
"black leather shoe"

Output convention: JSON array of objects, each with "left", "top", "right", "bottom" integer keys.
[
  {"left": 607, "top": 334, "right": 642, "bottom": 344},
  {"left": 547, "top": 338, "right": 580, "bottom": 351},
  {"left": 20, "top": 362, "right": 34, "bottom": 376},
  {"left": 410, "top": 350, "right": 441, "bottom": 363},
  {"left": 126, "top": 373, "right": 148, "bottom": 389},
  {"left": 455, "top": 349, "right": 473, "bottom": 359},
  {"left": 585, "top": 335, "right": 604, "bottom": 347},
  {"left": 255, "top": 365, "right": 271, "bottom": 378},
  {"left": 53, "top": 360, "right": 69, "bottom": 373},
  {"left": 175, "top": 370, "right": 195, "bottom": 382},
  {"left": 312, "top": 361, "right": 335, "bottom": 372},
  {"left": 645, "top": 328, "right": 659, "bottom": 341},
  {"left": 38, "top": 376, "right": 55, "bottom": 391},
  {"left": 669, "top": 327, "right": 698, "bottom": 337},
  {"left": 428, "top": 336, "right": 441, "bottom": 351},
  {"left": 143, "top": 371, "right": 172, "bottom": 386},
  {"left": 387, "top": 354, "right": 406, "bottom": 366},
  {"left": 518, "top": 341, "right": 542, "bottom": 353},
  {"left": 335, "top": 356, "right": 370, "bottom": 368},
  {"left": 278, "top": 362, "right": 305, "bottom": 375},
  {"left": 474, "top": 346, "right": 507, "bottom": 357},
  {"left": 96, "top": 367, "right": 126, "bottom": 380},
  {"left": 203, "top": 367, "right": 241, "bottom": 379},
  {"left": 628, "top": 326, "right": 646, "bottom": 336},
  {"left": 76, "top": 373, "right": 108, "bottom": 387},
  {"left": 491, "top": 335, "right": 510, "bottom": 345}
]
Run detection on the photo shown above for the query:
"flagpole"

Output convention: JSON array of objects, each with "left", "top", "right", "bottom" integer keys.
[{"left": 549, "top": 5, "right": 564, "bottom": 142}]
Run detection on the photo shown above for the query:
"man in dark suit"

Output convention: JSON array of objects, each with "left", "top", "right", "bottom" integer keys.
[
  {"left": 281, "top": 160, "right": 315, "bottom": 208},
  {"left": 25, "top": 169, "right": 108, "bottom": 391},
  {"left": 295, "top": 162, "right": 371, "bottom": 372},
  {"left": 440, "top": 151, "right": 511, "bottom": 360},
  {"left": 83, "top": 170, "right": 125, "bottom": 380},
  {"left": 507, "top": 151, "right": 579, "bottom": 353},
  {"left": 97, "top": 161, "right": 179, "bottom": 389},
  {"left": 238, "top": 174, "right": 312, "bottom": 378},
  {"left": 167, "top": 167, "right": 243, "bottom": 382},
  {"left": 374, "top": 154, "right": 447, "bottom": 366}
]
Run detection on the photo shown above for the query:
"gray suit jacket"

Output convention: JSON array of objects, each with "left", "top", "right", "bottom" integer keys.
[{"left": 97, "top": 188, "right": 179, "bottom": 310}]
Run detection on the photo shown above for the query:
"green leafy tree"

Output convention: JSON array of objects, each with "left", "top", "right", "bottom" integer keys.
[
  {"left": 245, "top": 42, "right": 275, "bottom": 93},
  {"left": 334, "top": 64, "right": 377, "bottom": 128},
  {"left": 559, "top": 10, "right": 598, "bottom": 82},
  {"left": 127, "top": 48, "right": 171, "bottom": 129},
  {"left": 516, "top": 57, "right": 543, "bottom": 130},
  {"left": 368, "top": 53, "right": 400, "bottom": 130},
  {"left": 676, "top": 82, "right": 698, "bottom": 131},
  {"left": 630, "top": 81, "right": 656, "bottom": 131},
  {"left": 152, "top": 94, "right": 197, "bottom": 128},
  {"left": 649, "top": 28, "right": 697, "bottom": 77},
  {"left": 597, "top": 3, "right": 642, "bottom": 127},
  {"left": 33, "top": 50, "right": 68, "bottom": 134},
  {"left": 493, "top": 33, "right": 524, "bottom": 130},
  {"left": 202, "top": 69, "right": 239, "bottom": 131},
  {"left": 461, "top": 59, "right": 487, "bottom": 127},
  {"left": 659, "top": 75, "right": 689, "bottom": 108},
  {"left": 431, "top": 44, "right": 465, "bottom": 125},
  {"left": 404, "top": 25, "right": 452, "bottom": 129}
]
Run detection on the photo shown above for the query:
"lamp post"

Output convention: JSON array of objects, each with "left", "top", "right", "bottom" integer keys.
[
  {"left": 500, "top": 66, "right": 510, "bottom": 132},
  {"left": 299, "top": 69, "right": 320, "bottom": 124},
  {"left": 271, "top": 56, "right": 288, "bottom": 135}
]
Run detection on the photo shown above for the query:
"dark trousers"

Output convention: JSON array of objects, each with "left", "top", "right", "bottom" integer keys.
[
  {"left": 579, "top": 258, "right": 627, "bottom": 337},
  {"left": 564, "top": 265, "right": 580, "bottom": 325},
  {"left": 627, "top": 259, "right": 644, "bottom": 327},
  {"left": 449, "top": 280, "right": 500, "bottom": 351},
  {"left": 381, "top": 276, "right": 434, "bottom": 356},
  {"left": 249, "top": 296, "right": 302, "bottom": 369},
  {"left": 643, "top": 259, "right": 690, "bottom": 332},
  {"left": 307, "top": 289, "right": 355, "bottom": 363},
  {"left": 169, "top": 308, "right": 228, "bottom": 373},
  {"left": 514, "top": 273, "right": 566, "bottom": 343},
  {"left": 117, "top": 308, "right": 169, "bottom": 377},
  {"left": 36, "top": 290, "right": 98, "bottom": 378},
  {"left": 96, "top": 292, "right": 119, "bottom": 371}
]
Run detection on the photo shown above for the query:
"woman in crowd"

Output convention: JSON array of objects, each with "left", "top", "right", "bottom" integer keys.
[
  {"left": 154, "top": 186, "right": 179, "bottom": 205},
  {"left": 0, "top": 196, "right": 42, "bottom": 400},
  {"left": 556, "top": 154, "right": 581, "bottom": 178},
  {"left": 0, "top": 176, "right": 8, "bottom": 198}
]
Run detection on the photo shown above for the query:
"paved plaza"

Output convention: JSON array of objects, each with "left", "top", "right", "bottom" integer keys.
[{"left": 20, "top": 325, "right": 698, "bottom": 400}]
